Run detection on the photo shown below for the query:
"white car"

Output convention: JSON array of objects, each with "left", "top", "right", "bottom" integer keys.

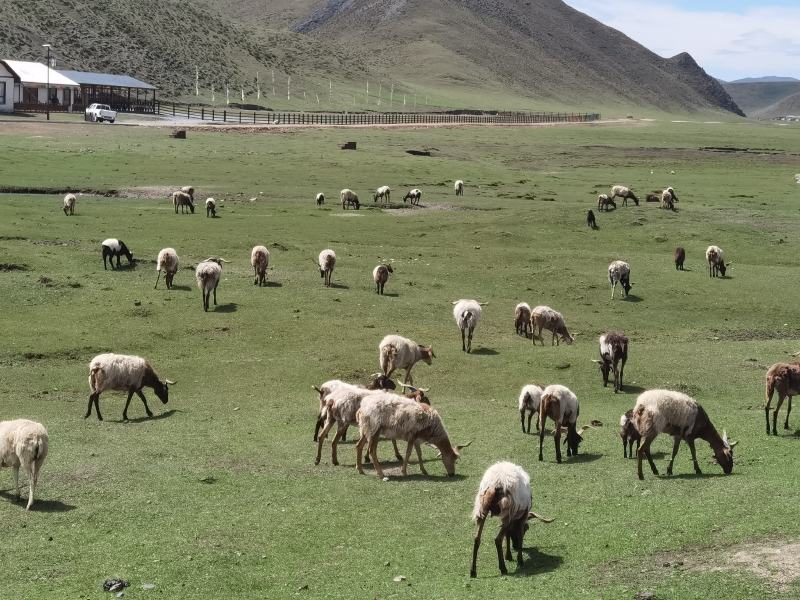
[{"left": 85, "top": 103, "right": 117, "bottom": 123}]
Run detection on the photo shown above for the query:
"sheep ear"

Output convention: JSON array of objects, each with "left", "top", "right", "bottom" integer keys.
[{"left": 165, "top": 379, "right": 176, "bottom": 385}]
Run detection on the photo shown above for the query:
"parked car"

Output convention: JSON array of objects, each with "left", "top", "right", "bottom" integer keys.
[{"left": 85, "top": 103, "right": 117, "bottom": 123}]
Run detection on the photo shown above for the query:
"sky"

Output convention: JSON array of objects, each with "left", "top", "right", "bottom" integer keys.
[{"left": 565, "top": 0, "right": 800, "bottom": 81}]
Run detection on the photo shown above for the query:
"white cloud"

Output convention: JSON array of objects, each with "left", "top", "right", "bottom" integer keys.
[{"left": 565, "top": 1, "right": 800, "bottom": 80}]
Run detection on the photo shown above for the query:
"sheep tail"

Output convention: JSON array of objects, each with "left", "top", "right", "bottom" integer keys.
[{"left": 474, "top": 486, "right": 496, "bottom": 521}]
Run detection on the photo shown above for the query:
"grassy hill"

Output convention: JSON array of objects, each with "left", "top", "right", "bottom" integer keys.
[{"left": 724, "top": 81, "right": 800, "bottom": 118}]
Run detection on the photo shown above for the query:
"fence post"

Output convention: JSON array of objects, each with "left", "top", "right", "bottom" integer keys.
[
  {"left": 172, "top": 102, "right": 175, "bottom": 117},
  {"left": 223, "top": 110, "right": 226, "bottom": 123},
  {"left": 212, "top": 109, "right": 215, "bottom": 121},
  {"left": 201, "top": 107, "right": 204, "bottom": 120}
]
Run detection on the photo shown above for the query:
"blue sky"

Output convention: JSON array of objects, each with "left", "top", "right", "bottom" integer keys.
[{"left": 565, "top": 0, "right": 800, "bottom": 81}]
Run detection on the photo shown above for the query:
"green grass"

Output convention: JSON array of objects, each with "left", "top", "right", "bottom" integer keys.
[{"left": 1, "top": 118, "right": 800, "bottom": 599}]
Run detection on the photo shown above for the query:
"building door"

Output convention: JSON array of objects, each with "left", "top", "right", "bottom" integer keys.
[
  {"left": 63, "top": 88, "right": 71, "bottom": 106},
  {"left": 23, "top": 86, "right": 38, "bottom": 103}
]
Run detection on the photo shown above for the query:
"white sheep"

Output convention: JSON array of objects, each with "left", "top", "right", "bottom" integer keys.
[
  {"left": 538, "top": 384, "right": 581, "bottom": 462},
  {"left": 372, "top": 264, "right": 393, "bottom": 295},
  {"left": 340, "top": 189, "right": 360, "bottom": 210},
  {"left": 101, "top": 239, "right": 134, "bottom": 270},
  {"left": 251, "top": 245, "right": 270, "bottom": 287},
  {"left": 180, "top": 186, "right": 195, "bottom": 199},
  {"left": 63, "top": 193, "right": 76, "bottom": 215},
  {"left": 518, "top": 384, "right": 543, "bottom": 433},
  {"left": 455, "top": 180, "right": 464, "bottom": 196},
  {"left": 597, "top": 193, "right": 615, "bottom": 211},
  {"left": 154, "top": 247, "right": 179, "bottom": 289},
  {"left": 453, "top": 299, "right": 485, "bottom": 353},
  {"left": 631, "top": 389, "right": 736, "bottom": 479},
  {"left": 661, "top": 186, "right": 678, "bottom": 210},
  {"left": 172, "top": 190, "right": 195, "bottom": 214},
  {"left": 318, "top": 249, "right": 336, "bottom": 287},
  {"left": 0, "top": 419, "right": 48, "bottom": 510},
  {"left": 378, "top": 334, "right": 435, "bottom": 384},
  {"left": 610, "top": 185, "right": 639, "bottom": 206},
  {"left": 608, "top": 260, "right": 632, "bottom": 299},
  {"left": 311, "top": 376, "right": 397, "bottom": 442},
  {"left": 514, "top": 302, "right": 531, "bottom": 338},
  {"left": 403, "top": 189, "right": 422, "bottom": 205},
  {"left": 87, "top": 353, "right": 175, "bottom": 421},
  {"left": 316, "top": 192, "right": 325, "bottom": 206},
  {"left": 705, "top": 245, "right": 729, "bottom": 277},
  {"left": 205, "top": 198, "right": 216, "bottom": 217},
  {"left": 195, "top": 257, "right": 228, "bottom": 311},
  {"left": 374, "top": 185, "right": 391, "bottom": 203},
  {"left": 530, "top": 306, "right": 574, "bottom": 346}
]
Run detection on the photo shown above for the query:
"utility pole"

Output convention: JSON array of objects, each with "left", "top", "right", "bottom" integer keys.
[{"left": 43, "top": 44, "right": 51, "bottom": 121}]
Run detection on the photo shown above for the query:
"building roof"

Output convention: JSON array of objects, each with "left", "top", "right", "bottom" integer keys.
[
  {"left": 58, "top": 70, "right": 156, "bottom": 90},
  {"left": 1, "top": 60, "right": 79, "bottom": 86}
]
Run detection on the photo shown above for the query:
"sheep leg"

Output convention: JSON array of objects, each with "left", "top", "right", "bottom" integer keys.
[
  {"left": 154, "top": 270, "right": 161, "bottom": 289},
  {"left": 461, "top": 328, "right": 466, "bottom": 352},
  {"left": 85, "top": 393, "right": 99, "bottom": 418},
  {"left": 137, "top": 390, "right": 154, "bottom": 418},
  {"left": 403, "top": 368, "right": 413, "bottom": 385},
  {"left": 313, "top": 413, "right": 324, "bottom": 442},
  {"left": 623, "top": 436, "right": 628, "bottom": 459},
  {"left": 94, "top": 395, "right": 103, "bottom": 421},
  {"left": 212, "top": 284, "right": 217, "bottom": 306},
  {"left": 330, "top": 424, "right": 345, "bottom": 466},
  {"left": 552, "top": 331, "right": 557, "bottom": 346},
  {"left": 315, "top": 418, "right": 335, "bottom": 465},
  {"left": 13, "top": 465, "right": 20, "bottom": 500},
  {"left": 414, "top": 442, "right": 428, "bottom": 475},
  {"left": 355, "top": 434, "right": 367, "bottom": 474},
  {"left": 368, "top": 437, "right": 384, "bottom": 478},
  {"left": 773, "top": 395, "right": 786, "bottom": 436},
  {"left": 686, "top": 438, "right": 702, "bottom": 474},
  {"left": 666, "top": 436, "right": 681, "bottom": 476},
  {"left": 254, "top": 267, "right": 258, "bottom": 285},
  {"left": 505, "top": 534, "right": 512, "bottom": 561},
  {"left": 392, "top": 440, "right": 404, "bottom": 463},
  {"left": 765, "top": 390, "right": 773, "bottom": 435},
  {"left": 467, "top": 326, "right": 474, "bottom": 353},
  {"left": 613, "top": 362, "right": 620, "bottom": 393},
  {"left": 495, "top": 529, "right": 508, "bottom": 575},
  {"left": 520, "top": 410, "right": 526, "bottom": 434},
  {"left": 402, "top": 436, "right": 416, "bottom": 476},
  {"left": 202, "top": 289, "right": 208, "bottom": 311},
  {"left": 785, "top": 397, "right": 793, "bottom": 430},
  {"left": 470, "top": 517, "right": 485, "bottom": 578},
  {"left": 538, "top": 413, "right": 547, "bottom": 461},
  {"left": 122, "top": 389, "right": 135, "bottom": 420},
  {"left": 26, "top": 462, "right": 36, "bottom": 510},
  {"left": 341, "top": 424, "right": 348, "bottom": 442},
  {"left": 554, "top": 425, "right": 563, "bottom": 463},
  {"left": 619, "top": 358, "right": 626, "bottom": 390},
  {"left": 637, "top": 435, "right": 658, "bottom": 479}
]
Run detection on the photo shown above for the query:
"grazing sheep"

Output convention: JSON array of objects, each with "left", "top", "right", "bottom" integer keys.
[
  {"left": 373, "top": 264, "right": 393, "bottom": 295},
  {"left": 661, "top": 187, "right": 678, "bottom": 210},
  {"left": 180, "top": 186, "right": 195, "bottom": 200},
  {"left": 619, "top": 410, "right": 641, "bottom": 458},
  {"left": 764, "top": 362, "right": 800, "bottom": 435},
  {"left": 154, "top": 247, "right": 179, "bottom": 289},
  {"left": 587, "top": 209, "right": 597, "bottom": 229},
  {"left": 646, "top": 193, "right": 661, "bottom": 203},
  {"left": 311, "top": 376, "right": 397, "bottom": 442},
  {"left": 378, "top": 334, "right": 435, "bottom": 384},
  {"left": 593, "top": 332, "right": 629, "bottom": 392},
  {"left": 597, "top": 194, "right": 616, "bottom": 211},
  {"left": 453, "top": 299, "right": 485, "bottom": 353},
  {"left": 63, "top": 193, "right": 76, "bottom": 215},
  {"left": 373, "top": 185, "right": 391, "bottom": 203},
  {"left": 251, "top": 245, "right": 270, "bottom": 287},
  {"left": 172, "top": 190, "right": 195, "bottom": 214},
  {"left": 403, "top": 189, "right": 422, "bottom": 205},
  {"left": 610, "top": 185, "right": 639, "bottom": 207},
  {"left": 318, "top": 249, "right": 336, "bottom": 287},
  {"left": 340, "top": 189, "right": 360, "bottom": 210},
  {"left": 86, "top": 353, "right": 175, "bottom": 421},
  {"left": 455, "top": 180, "right": 464, "bottom": 196},
  {"left": 316, "top": 192, "right": 325, "bottom": 206},
  {"left": 706, "top": 245, "right": 729, "bottom": 277},
  {"left": 470, "top": 462, "right": 553, "bottom": 578},
  {"left": 518, "top": 384, "right": 543, "bottom": 433},
  {"left": 538, "top": 384, "right": 582, "bottom": 463},
  {"left": 530, "top": 306, "right": 574, "bottom": 346},
  {"left": 631, "top": 389, "right": 736, "bottom": 480},
  {"left": 514, "top": 303, "right": 532, "bottom": 338},
  {"left": 101, "top": 239, "right": 133, "bottom": 270},
  {"left": 674, "top": 247, "right": 685, "bottom": 270},
  {"left": 195, "top": 257, "right": 228, "bottom": 311},
  {"left": 205, "top": 198, "right": 216, "bottom": 217},
  {"left": 0, "top": 419, "right": 48, "bottom": 510},
  {"left": 608, "top": 260, "right": 633, "bottom": 299}
]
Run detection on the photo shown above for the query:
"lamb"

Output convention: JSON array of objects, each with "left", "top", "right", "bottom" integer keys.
[
  {"left": 514, "top": 302, "right": 531, "bottom": 338},
  {"left": 610, "top": 185, "right": 639, "bottom": 207},
  {"left": 63, "top": 193, "right": 76, "bottom": 215},
  {"left": 455, "top": 180, "right": 464, "bottom": 196},
  {"left": 597, "top": 194, "right": 616, "bottom": 211},
  {"left": 378, "top": 334, "right": 435, "bottom": 384},
  {"left": 608, "top": 260, "right": 633, "bottom": 299},
  {"left": 154, "top": 247, "right": 179, "bottom": 289},
  {"left": 172, "top": 190, "right": 195, "bottom": 214},
  {"left": 453, "top": 299, "right": 485, "bottom": 353},
  {"left": 101, "top": 239, "right": 133, "bottom": 270},
  {"left": 0, "top": 419, "right": 48, "bottom": 510},
  {"left": 403, "top": 189, "right": 422, "bottom": 205},
  {"left": 340, "top": 189, "right": 360, "bottom": 210},
  {"left": 205, "top": 197, "right": 216, "bottom": 217},
  {"left": 373, "top": 185, "right": 391, "bottom": 203},
  {"left": 470, "top": 462, "right": 553, "bottom": 578},
  {"left": 706, "top": 245, "right": 730, "bottom": 277},
  {"left": 251, "top": 245, "right": 270, "bottom": 287},
  {"left": 195, "top": 257, "right": 228, "bottom": 311},
  {"left": 619, "top": 410, "right": 641, "bottom": 458},
  {"left": 674, "top": 246, "right": 685, "bottom": 270},
  {"left": 373, "top": 264, "right": 393, "bottom": 295},
  {"left": 318, "top": 249, "right": 336, "bottom": 287},
  {"left": 530, "top": 306, "right": 574, "bottom": 346},
  {"left": 538, "top": 384, "right": 582, "bottom": 462},
  {"left": 631, "top": 389, "right": 736, "bottom": 480},
  {"left": 661, "top": 186, "right": 678, "bottom": 210},
  {"left": 593, "top": 332, "right": 629, "bottom": 392},
  {"left": 316, "top": 192, "right": 325, "bottom": 206},
  {"left": 518, "top": 384, "right": 543, "bottom": 433},
  {"left": 86, "top": 353, "right": 175, "bottom": 421},
  {"left": 764, "top": 362, "right": 800, "bottom": 435},
  {"left": 311, "top": 375, "right": 396, "bottom": 442},
  {"left": 587, "top": 209, "right": 597, "bottom": 229}
]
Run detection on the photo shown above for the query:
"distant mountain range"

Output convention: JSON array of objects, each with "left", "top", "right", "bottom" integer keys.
[
  {"left": 723, "top": 80, "right": 800, "bottom": 118},
  {"left": 729, "top": 76, "right": 800, "bottom": 84}
]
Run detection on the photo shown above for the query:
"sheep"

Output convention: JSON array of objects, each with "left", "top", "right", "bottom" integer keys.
[
  {"left": 373, "top": 264, "right": 393, "bottom": 295},
  {"left": 318, "top": 249, "right": 336, "bottom": 287},
  {"left": 518, "top": 384, "right": 543, "bottom": 433},
  {"left": 455, "top": 180, "right": 464, "bottom": 196},
  {"left": 180, "top": 186, "right": 195, "bottom": 200},
  {"left": 251, "top": 245, "right": 270, "bottom": 287},
  {"left": 706, "top": 245, "right": 730, "bottom": 277},
  {"left": 373, "top": 185, "right": 391, "bottom": 203},
  {"left": 340, "top": 189, "right": 360, "bottom": 210},
  {"left": 631, "top": 389, "right": 736, "bottom": 480},
  {"left": 172, "top": 190, "right": 195, "bottom": 214},
  {"left": 195, "top": 257, "right": 228, "bottom": 311},
  {"left": 0, "top": 419, "right": 48, "bottom": 510},
  {"left": 403, "top": 189, "right": 422, "bottom": 205},
  {"left": 661, "top": 186, "right": 678, "bottom": 210},
  {"left": 86, "top": 353, "right": 175, "bottom": 421},
  {"left": 538, "top": 384, "right": 582, "bottom": 463},
  {"left": 674, "top": 247, "right": 685, "bottom": 270},
  {"left": 311, "top": 376, "right": 396, "bottom": 442},
  {"left": 764, "top": 362, "right": 800, "bottom": 435},
  {"left": 586, "top": 209, "right": 597, "bottom": 229},
  {"left": 610, "top": 185, "right": 639, "bottom": 207},
  {"left": 469, "top": 462, "right": 553, "bottom": 578},
  {"left": 530, "top": 306, "right": 574, "bottom": 346},
  {"left": 597, "top": 194, "right": 615, "bottom": 211},
  {"left": 355, "top": 391, "right": 463, "bottom": 478},
  {"left": 101, "top": 239, "right": 133, "bottom": 270},
  {"left": 378, "top": 334, "right": 435, "bottom": 384},
  {"left": 608, "top": 260, "right": 633, "bottom": 299},
  {"left": 316, "top": 192, "right": 325, "bottom": 206},
  {"left": 619, "top": 410, "right": 641, "bottom": 458},
  {"left": 514, "top": 302, "right": 532, "bottom": 338},
  {"left": 63, "top": 193, "right": 76, "bottom": 215},
  {"left": 154, "top": 247, "right": 179, "bottom": 290},
  {"left": 593, "top": 332, "right": 629, "bottom": 392},
  {"left": 205, "top": 198, "right": 216, "bottom": 217},
  {"left": 453, "top": 299, "right": 485, "bottom": 353}
]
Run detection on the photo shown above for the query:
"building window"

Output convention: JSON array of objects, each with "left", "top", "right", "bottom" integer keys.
[
  {"left": 23, "top": 86, "right": 38, "bottom": 103},
  {"left": 63, "top": 88, "right": 71, "bottom": 105},
  {"left": 0, "top": 81, "right": 5, "bottom": 104}
]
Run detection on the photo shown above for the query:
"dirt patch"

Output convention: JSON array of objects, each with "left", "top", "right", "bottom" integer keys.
[
  {"left": 0, "top": 263, "right": 28, "bottom": 271},
  {"left": 117, "top": 186, "right": 175, "bottom": 199},
  {"left": 32, "top": 239, "right": 80, "bottom": 246},
  {"left": 0, "top": 235, "right": 28, "bottom": 241},
  {"left": 0, "top": 186, "right": 118, "bottom": 196},
  {"left": 710, "top": 328, "right": 800, "bottom": 342}
]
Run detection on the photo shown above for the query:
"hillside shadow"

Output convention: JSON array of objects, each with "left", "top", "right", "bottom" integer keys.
[
  {"left": 214, "top": 303, "right": 238, "bottom": 313},
  {"left": 512, "top": 548, "right": 563, "bottom": 577},
  {"left": 0, "top": 493, "right": 76, "bottom": 512},
  {"left": 121, "top": 409, "right": 178, "bottom": 424},
  {"left": 472, "top": 348, "right": 499, "bottom": 356}
]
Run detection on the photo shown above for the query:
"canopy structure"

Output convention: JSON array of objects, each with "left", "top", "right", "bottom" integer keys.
[{"left": 2, "top": 60, "right": 79, "bottom": 86}]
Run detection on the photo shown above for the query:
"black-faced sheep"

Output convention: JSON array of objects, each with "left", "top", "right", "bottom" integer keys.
[
  {"left": 706, "top": 245, "right": 729, "bottom": 277},
  {"left": 597, "top": 194, "right": 616, "bottom": 212},
  {"left": 514, "top": 303, "right": 531, "bottom": 338},
  {"left": 610, "top": 185, "right": 639, "bottom": 207},
  {"left": 172, "top": 190, "right": 195, "bottom": 214},
  {"left": 403, "top": 189, "right": 422, "bottom": 205},
  {"left": 155, "top": 247, "right": 179, "bottom": 289},
  {"left": 587, "top": 209, "right": 597, "bottom": 228},
  {"left": 674, "top": 247, "right": 685, "bottom": 270},
  {"left": 608, "top": 260, "right": 632, "bottom": 299},
  {"left": 661, "top": 187, "right": 678, "bottom": 210},
  {"left": 316, "top": 193, "right": 325, "bottom": 206},
  {"left": 340, "top": 189, "right": 360, "bottom": 210},
  {"left": 373, "top": 264, "right": 393, "bottom": 294},
  {"left": 593, "top": 332, "right": 628, "bottom": 392},
  {"left": 101, "top": 239, "right": 133, "bottom": 270},
  {"left": 0, "top": 419, "right": 48, "bottom": 510},
  {"left": 455, "top": 180, "right": 464, "bottom": 196},
  {"left": 764, "top": 362, "right": 800, "bottom": 435},
  {"left": 205, "top": 198, "right": 216, "bottom": 217}
]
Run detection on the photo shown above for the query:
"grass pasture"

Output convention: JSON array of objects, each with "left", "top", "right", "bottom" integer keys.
[{"left": 0, "top": 118, "right": 799, "bottom": 599}]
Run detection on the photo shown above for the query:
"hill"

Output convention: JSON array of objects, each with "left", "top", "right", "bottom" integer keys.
[
  {"left": 753, "top": 90, "right": 800, "bottom": 119},
  {"left": 730, "top": 76, "right": 799, "bottom": 84},
  {"left": 723, "top": 81, "right": 800, "bottom": 117}
]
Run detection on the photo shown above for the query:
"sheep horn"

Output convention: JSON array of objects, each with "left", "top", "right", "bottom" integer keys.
[
  {"left": 218, "top": 258, "right": 230, "bottom": 263},
  {"left": 418, "top": 387, "right": 430, "bottom": 393},
  {"left": 455, "top": 440, "right": 473, "bottom": 450},
  {"left": 312, "top": 385, "right": 322, "bottom": 393},
  {"left": 478, "top": 302, "right": 488, "bottom": 306},
  {"left": 591, "top": 359, "right": 602, "bottom": 364},
  {"left": 165, "top": 379, "right": 176, "bottom": 385},
  {"left": 527, "top": 511, "right": 554, "bottom": 523}
]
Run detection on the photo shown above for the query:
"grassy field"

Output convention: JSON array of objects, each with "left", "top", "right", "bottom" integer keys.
[{"left": 0, "top": 118, "right": 799, "bottom": 599}]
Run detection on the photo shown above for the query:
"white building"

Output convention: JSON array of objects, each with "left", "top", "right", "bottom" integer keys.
[{"left": 0, "top": 60, "right": 80, "bottom": 112}]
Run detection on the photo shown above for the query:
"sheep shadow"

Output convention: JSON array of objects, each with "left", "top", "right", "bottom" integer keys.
[
  {"left": 168, "top": 285, "right": 192, "bottom": 291},
  {"left": 622, "top": 294, "right": 643, "bottom": 303},
  {"left": 471, "top": 348, "right": 499, "bottom": 356},
  {"left": 662, "top": 471, "right": 729, "bottom": 480},
  {"left": 329, "top": 283, "right": 349, "bottom": 290},
  {"left": 213, "top": 303, "right": 238, "bottom": 313},
  {"left": 0, "top": 493, "right": 77, "bottom": 513},
  {"left": 378, "top": 292, "right": 399, "bottom": 297},
  {"left": 392, "top": 473, "right": 467, "bottom": 482},
  {"left": 120, "top": 409, "right": 178, "bottom": 424},
  {"left": 263, "top": 281, "right": 283, "bottom": 288},
  {"left": 512, "top": 547, "right": 564, "bottom": 577},
  {"left": 619, "top": 384, "right": 647, "bottom": 394},
  {"left": 566, "top": 452, "right": 602, "bottom": 464}
]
